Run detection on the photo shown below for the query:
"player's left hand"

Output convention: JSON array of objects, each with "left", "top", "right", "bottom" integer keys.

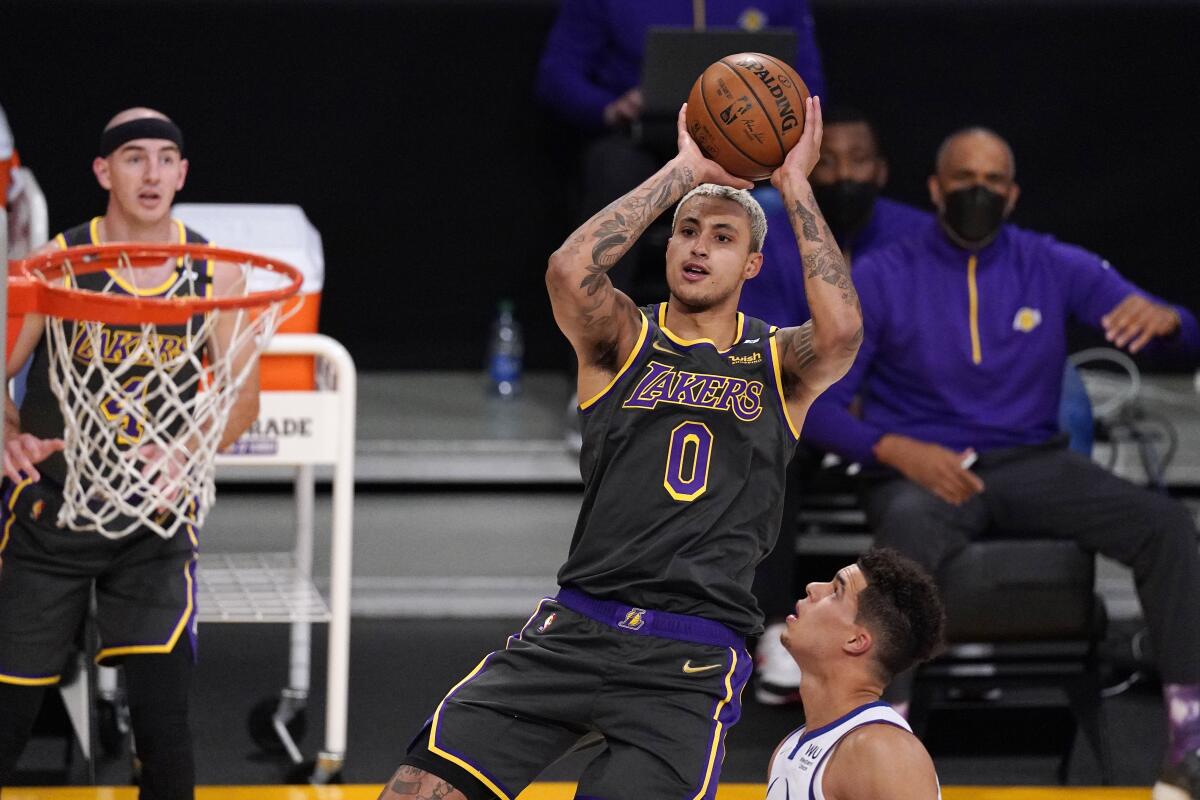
[
  {"left": 1102, "top": 294, "right": 1181, "bottom": 353},
  {"left": 675, "top": 104, "right": 754, "bottom": 191},
  {"left": 771, "top": 95, "right": 823, "bottom": 192},
  {"left": 3, "top": 433, "right": 65, "bottom": 483}
]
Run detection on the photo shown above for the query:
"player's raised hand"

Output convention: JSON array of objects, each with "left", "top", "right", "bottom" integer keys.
[
  {"left": 675, "top": 104, "right": 754, "bottom": 191},
  {"left": 771, "top": 96, "right": 823, "bottom": 191},
  {"left": 3, "top": 433, "right": 65, "bottom": 483}
]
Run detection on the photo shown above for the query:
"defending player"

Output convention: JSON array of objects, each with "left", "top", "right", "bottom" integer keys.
[
  {"left": 766, "top": 548, "right": 945, "bottom": 800},
  {"left": 379, "top": 97, "right": 862, "bottom": 799},
  {"left": 0, "top": 108, "right": 259, "bottom": 798}
]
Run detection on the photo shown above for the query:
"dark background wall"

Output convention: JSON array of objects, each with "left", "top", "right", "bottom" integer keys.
[{"left": 2, "top": 0, "right": 1198, "bottom": 370}]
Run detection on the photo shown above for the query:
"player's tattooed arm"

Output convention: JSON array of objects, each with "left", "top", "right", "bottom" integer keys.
[
  {"left": 548, "top": 103, "right": 751, "bottom": 375},
  {"left": 775, "top": 187, "right": 863, "bottom": 401},
  {"left": 377, "top": 765, "right": 467, "bottom": 800},
  {"left": 768, "top": 96, "right": 863, "bottom": 404},
  {"left": 547, "top": 160, "right": 695, "bottom": 370}
]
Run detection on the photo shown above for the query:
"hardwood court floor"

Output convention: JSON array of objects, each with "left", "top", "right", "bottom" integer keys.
[{"left": 0, "top": 787, "right": 1152, "bottom": 799}]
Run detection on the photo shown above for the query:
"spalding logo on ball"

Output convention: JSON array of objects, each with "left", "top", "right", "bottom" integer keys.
[{"left": 686, "top": 52, "right": 811, "bottom": 181}]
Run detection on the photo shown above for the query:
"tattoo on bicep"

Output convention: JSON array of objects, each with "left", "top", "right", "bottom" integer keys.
[
  {"left": 577, "top": 272, "right": 615, "bottom": 329},
  {"left": 787, "top": 322, "right": 817, "bottom": 374}
]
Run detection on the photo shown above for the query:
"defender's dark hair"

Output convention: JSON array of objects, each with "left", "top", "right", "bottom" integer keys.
[{"left": 855, "top": 548, "right": 945, "bottom": 681}]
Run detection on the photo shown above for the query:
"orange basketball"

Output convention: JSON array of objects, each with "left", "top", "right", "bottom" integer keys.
[{"left": 685, "top": 52, "right": 810, "bottom": 181}]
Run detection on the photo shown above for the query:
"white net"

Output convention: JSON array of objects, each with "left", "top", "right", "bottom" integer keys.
[{"left": 31, "top": 247, "right": 298, "bottom": 539}]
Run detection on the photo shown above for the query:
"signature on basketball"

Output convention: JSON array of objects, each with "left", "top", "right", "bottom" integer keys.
[{"left": 731, "top": 56, "right": 800, "bottom": 131}]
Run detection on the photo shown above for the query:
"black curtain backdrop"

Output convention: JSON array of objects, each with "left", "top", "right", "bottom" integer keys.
[{"left": 2, "top": 0, "right": 1198, "bottom": 370}]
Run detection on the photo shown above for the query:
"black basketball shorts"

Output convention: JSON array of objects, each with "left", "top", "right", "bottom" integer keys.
[
  {"left": 404, "top": 588, "right": 753, "bottom": 800},
  {"left": 0, "top": 477, "right": 198, "bottom": 685}
]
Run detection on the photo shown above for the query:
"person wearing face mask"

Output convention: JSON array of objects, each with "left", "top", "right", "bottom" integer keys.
[
  {"left": 802, "top": 126, "right": 1200, "bottom": 800},
  {"left": 740, "top": 108, "right": 931, "bottom": 329},
  {"left": 741, "top": 109, "right": 931, "bottom": 707}
]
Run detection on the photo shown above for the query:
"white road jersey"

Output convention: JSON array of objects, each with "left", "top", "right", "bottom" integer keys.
[{"left": 766, "top": 700, "right": 941, "bottom": 800}]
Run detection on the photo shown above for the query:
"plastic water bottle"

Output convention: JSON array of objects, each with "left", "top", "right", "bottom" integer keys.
[{"left": 487, "top": 299, "right": 523, "bottom": 398}]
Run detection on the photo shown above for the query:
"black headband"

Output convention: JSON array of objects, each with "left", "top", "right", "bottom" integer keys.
[{"left": 99, "top": 117, "right": 184, "bottom": 156}]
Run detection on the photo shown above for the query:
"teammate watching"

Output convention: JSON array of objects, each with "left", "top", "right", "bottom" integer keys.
[
  {"left": 377, "top": 97, "right": 862, "bottom": 799},
  {"left": 0, "top": 107, "right": 260, "bottom": 799},
  {"left": 766, "top": 548, "right": 944, "bottom": 800}
]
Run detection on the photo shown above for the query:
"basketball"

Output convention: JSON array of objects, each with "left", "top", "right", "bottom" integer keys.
[{"left": 685, "top": 52, "right": 811, "bottom": 181}]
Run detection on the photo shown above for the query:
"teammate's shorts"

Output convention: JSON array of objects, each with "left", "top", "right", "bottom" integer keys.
[
  {"left": 0, "top": 476, "right": 199, "bottom": 685},
  {"left": 405, "top": 587, "right": 753, "bottom": 800}
]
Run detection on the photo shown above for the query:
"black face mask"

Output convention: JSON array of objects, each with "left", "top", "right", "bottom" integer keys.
[
  {"left": 813, "top": 180, "right": 878, "bottom": 240},
  {"left": 941, "top": 185, "right": 1008, "bottom": 246}
]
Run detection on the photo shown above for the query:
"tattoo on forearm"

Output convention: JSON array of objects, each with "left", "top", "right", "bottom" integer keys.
[
  {"left": 573, "top": 165, "right": 695, "bottom": 330},
  {"left": 791, "top": 200, "right": 822, "bottom": 243},
  {"left": 847, "top": 326, "right": 864, "bottom": 351},
  {"left": 794, "top": 191, "right": 858, "bottom": 308}
]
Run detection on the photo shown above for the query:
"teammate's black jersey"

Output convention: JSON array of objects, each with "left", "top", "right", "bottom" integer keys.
[
  {"left": 557, "top": 302, "right": 801, "bottom": 635},
  {"left": 20, "top": 218, "right": 211, "bottom": 486}
]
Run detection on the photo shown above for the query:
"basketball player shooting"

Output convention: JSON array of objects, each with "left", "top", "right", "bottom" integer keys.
[
  {"left": 379, "top": 96, "right": 862, "bottom": 799},
  {"left": 766, "top": 549, "right": 945, "bottom": 800},
  {"left": 0, "top": 107, "right": 260, "bottom": 799}
]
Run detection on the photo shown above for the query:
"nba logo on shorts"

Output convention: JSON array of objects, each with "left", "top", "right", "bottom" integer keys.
[
  {"left": 536, "top": 612, "right": 557, "bottom": 633},
  {"left": 618, "top": 608, "right": 647, "bottom": 631},
  {"left": 30, "top": 500, "right": 45, "bottom": 521}
]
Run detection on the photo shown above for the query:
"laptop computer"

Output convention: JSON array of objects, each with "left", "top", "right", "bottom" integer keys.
[
  {"left": 637, "top": 27, "right": 799, "bottom": 153},
  {"left": 640, "top": 27, "right": 799, "bottom": 121}
]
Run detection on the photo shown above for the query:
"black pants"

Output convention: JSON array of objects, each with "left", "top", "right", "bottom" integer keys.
[
  {"left": 865, "top": 440, "right": 1200, "bottom": 694},
  {"left": 0, "top": 638, "right": 195, "bottom": 798}
]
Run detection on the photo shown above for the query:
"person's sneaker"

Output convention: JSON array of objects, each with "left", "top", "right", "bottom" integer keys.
[
  {"left": 1154, "top": 748, "right": 1200, "bottom": 800},
  {"left": 754, "top": 622, "right": 802, "bottom": 706}
]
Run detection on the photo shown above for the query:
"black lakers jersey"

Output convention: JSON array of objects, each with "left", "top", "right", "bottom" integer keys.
[
  {"left": 557, "top": 302, "right": 801, "bottom": 635},
  {"left": 20, "top": 218, "right": 211, "bottom": 486}
]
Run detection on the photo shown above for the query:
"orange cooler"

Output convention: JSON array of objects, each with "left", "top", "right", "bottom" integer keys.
[{"left": 173, "top": 204, "right": 324, "bottom": 390}]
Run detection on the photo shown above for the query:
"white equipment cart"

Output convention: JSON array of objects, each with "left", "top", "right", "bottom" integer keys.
[{"left": 176, "top": 204, "right": 355, "bottom": 783}]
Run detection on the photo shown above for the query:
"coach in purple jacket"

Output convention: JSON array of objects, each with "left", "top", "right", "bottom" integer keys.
[{"left": 804, "top": 127, "right": 1200, "bottom": 796}]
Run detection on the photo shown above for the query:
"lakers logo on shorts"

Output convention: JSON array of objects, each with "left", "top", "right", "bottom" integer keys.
[
  {"left": 618, "top": 608, "right": 647, "bottom": 631},
  {"left": 30, "top": 500, "right": 45, "bottom": 522}
]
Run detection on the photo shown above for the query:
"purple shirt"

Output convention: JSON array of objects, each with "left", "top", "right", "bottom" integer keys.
[
  {"left": 535, "top": 0, "right": 825, "bottom": 133},
  {"left": 739, "top": 195, "right": 932, "bottom": 329},
  {"left": 803, "top": 222, "right": 1200, "bottom": 463}
]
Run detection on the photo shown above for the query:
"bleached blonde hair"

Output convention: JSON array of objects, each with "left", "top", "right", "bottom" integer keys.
[{"left": 672, "top": 183, "right": 767, "bottom": 253}]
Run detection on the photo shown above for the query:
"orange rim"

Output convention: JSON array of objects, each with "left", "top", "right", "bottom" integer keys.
[{"left": 8, "top": 242, "right": 304, "bottom": 325}]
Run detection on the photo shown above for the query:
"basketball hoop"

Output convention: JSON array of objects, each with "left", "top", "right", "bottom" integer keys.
[{"left": 8, "top": 242, "right": 303, "bottom": 540}]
